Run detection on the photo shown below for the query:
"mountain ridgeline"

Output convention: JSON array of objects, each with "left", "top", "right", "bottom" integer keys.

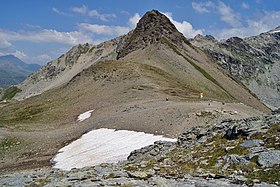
[
  {"left": 14, "top": 10, "right": 270, "bottom": 113},
  {"left": 190, "top": 28, "right": 280, "bottom": 109},
  {"left": 116, "top": 10, "right": 190, "bottom": 59},
  {"left": 0, "top": 55, "right": 40, "bottom": 87}
]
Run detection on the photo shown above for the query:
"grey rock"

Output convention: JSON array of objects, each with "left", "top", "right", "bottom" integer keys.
[
  {"left": 127, "top": 171, "right": 151, "bottom": 179},
  {"left": 198, "top": 136, "right": 208, "bottom": 143},
  {"left": 191, "top": 30, "right": 280, "bottom": 109},
  {"left": 258, "top": 150, "right": 280, "bottom": 167},
  {"left": 249, "top": 146, "right": 267, "bottom": 153},
  {"left": 253, "top": 182, "right": 278, "bottom": 187},
  {"left": 224, "top": 154, "right": 249, "bottom": 165},
  {"left": 240, "top": 140, "right": 264, "bottom": 148}
]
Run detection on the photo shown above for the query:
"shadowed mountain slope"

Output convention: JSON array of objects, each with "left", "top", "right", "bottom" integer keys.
[{"left": 0, "top": 55, "right": 40, "bottom": 87}]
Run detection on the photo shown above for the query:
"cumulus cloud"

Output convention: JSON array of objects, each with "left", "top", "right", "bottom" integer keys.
[
  {"left": 33, "top": 54, "right": 52, "bottom": 62},
  {"left": 163, "top": 12, "right": 203, "bottom": 38},
  {"left": 0, "top": 29, "right": 93, "bottom": 45},
  {"left": 192, "top": 1, "right": 213, "bottom": 13},
  {"left": 0, "top": 39, "right": 12, "bottom": 49},
  {"left": 78, "top": 23, "right": 130, "bottom": 36},
  {"left": 129, "top": 13, "right": 141, "bottom": 28},
  {"left": 192, "top": 1, "right": 242, "bottom": 27},
  {"left": 71, "top": 5, "right": 115, "bottom": 21},
  {"left": 52, "top": 7, "right": 71, "bottom": 16},
  {"left": 71, "top": 5, "right": 87, "bottom": 14},
  {"left": 217, "top": 11, "right": 280, "bottom": 39},
  {"left": 217, "top": 2, "right": 241, "bottom": 27},
  {"left": 12, "top": 50, "right": 27, "bottom": 59},
  {"left": 10, "top": 51, "right": 52, "bottom": 64}
]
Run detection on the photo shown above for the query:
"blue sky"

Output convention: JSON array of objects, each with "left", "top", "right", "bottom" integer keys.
[{"left": 0, "top": 0, "right": 280, "bottom": 65}]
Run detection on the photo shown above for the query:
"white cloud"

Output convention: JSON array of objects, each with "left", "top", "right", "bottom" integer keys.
[
  {"left": 192, "top": 1, "right": 242, "bottom": 27},
  {"left": 52, "top": 7, "right": 71, "bottom": 16},
  {"left": 78, "top": 23, "right": 130, "bottom": 36},
  {"left": 7, "top": 51, "right": 53, "bottom": 64},
  {"left": 88, "top": 10, "right": 116, "bottom": 22},
  {"left": 241, "top": 2, "right": 250, "bottom": 9},
  {"left": 71, "top": 5, "right": 115, "bottom": 22},
  {"left": 192, "top": 1, "right": 215, "bottom": 13},
  {"left": 217, "top": 11, "right": 280, "bottom": 39},
  {"left": 217, "top": 2, "right": 241, "bottom": 27},
  {"left": 0, "top": 39, "right": 12, "bottom": 49},
  {"left": 12, "top": 50, "right": 27, "bottom": 59},
  {"left": 163, "top": 12, "right": 203, "bottom": 38},
  {"left": 129, "top": 13, "right": 141, "bottom": 28},
  {"left": 71, "top": 5, "right": 87, "bottom": 14},
  {"left": 0, "top": 29, "right": 93, "bottom": 46},
  {"left": 34, "top": 54, "right": 52, "bottom": 62}
]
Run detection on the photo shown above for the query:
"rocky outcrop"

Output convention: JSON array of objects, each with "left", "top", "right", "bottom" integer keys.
[
  {"left": 190, "top": 29, "right": 280, "bottom": 109},
  {"left": 1, "top": 115, "right": 279, "bottom": 186},
  {"left": 117, "top": 10, "right": 190, "bottom": 59},
  {"left": 15, "top": 36, "right": 124, "bottom": 100}
]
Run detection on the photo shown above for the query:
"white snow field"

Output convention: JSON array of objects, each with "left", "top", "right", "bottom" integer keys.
[
  {"left": 53, "top": 128, "right": 176, "bottom": 170},
  {"left": 77, "top": 110, "right": 94, "bottom": 122}
]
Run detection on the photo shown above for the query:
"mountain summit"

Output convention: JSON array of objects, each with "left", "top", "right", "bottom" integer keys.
[{"left": 117, "top": 10, "right": 189, "bottom": 59}]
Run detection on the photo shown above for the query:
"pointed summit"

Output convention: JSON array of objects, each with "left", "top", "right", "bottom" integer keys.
[{"left": 117, "top": 10, "right": 189, "bottom": 59}]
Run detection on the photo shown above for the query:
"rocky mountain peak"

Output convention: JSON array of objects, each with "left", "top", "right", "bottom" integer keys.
[
  {"left": 269, "top": 26, "right": 280, "bottom": 34},
  {"left": 117, "top": 10, "right": 190, "bottom": 59}
]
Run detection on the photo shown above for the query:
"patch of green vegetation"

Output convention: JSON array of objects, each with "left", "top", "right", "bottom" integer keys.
[
  {"left": 1, "top": 86, "right": 21, "bottom": 101},
  {"left": 0, "top": 95, "right": 59, "bottom": 128},
  {"left": 104, "top": 173, "right": 118, "bottom": 179},
  {"left": 250, "top": 155, "right": 259, "bottom": 163},
  {"left": 250, "top": 124, "right": 280, "bottom": 149},
  {"left": 0, "top": 104, "right": 45, "bottom": 124},
  {"left": 26, "top": 177, "right": 51, "bottom": 187},
  {"left": 0, "top": 138, "right": 18, "bottom": 150},
  {"left": 124, "top": 159, "right": 157, "bottom": 173},
  {"left": 0, "top": 137, "right": 21, "bottom": 158},
  {"left": 246, "top": 166, "right": 280, "bottom": 184},
  {"left": 268, "top": 124, "right": 280, "bottom": 134},
  {"left": 227, "top": 145, "right": 249, "bottom": 156}
]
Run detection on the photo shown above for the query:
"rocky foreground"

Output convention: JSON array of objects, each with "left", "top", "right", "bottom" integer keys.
[{"left": 1, "top": 115, "right": 279, "bottom": 186}]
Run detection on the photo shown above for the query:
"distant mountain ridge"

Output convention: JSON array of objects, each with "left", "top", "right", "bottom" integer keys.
[
  {"left": 190, "top": 27, "right": 280, "bottom": 109},
  {"left": 0, "top": 55, "right": 40, "bottom": 87}
]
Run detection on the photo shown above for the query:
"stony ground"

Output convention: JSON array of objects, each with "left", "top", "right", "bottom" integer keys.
[
  {"left": 0, "top": 98, "right": 264, "bottom": 174},
  {"left": 1, "top": 114, "right": 279, "bottom": 187}
]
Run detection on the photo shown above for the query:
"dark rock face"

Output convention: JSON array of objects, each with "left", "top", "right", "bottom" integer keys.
[
  {"left": 190, "top": 29, "right": 280, "bottom": 109},
  {"left": 117, "top": 10, "right": 190, "bottom": 59}
]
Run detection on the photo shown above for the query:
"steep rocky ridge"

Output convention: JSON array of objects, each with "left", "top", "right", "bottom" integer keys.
[
  {"left": 15, "top": 36, "right": 124, "bottom": 100},
  {"left": 190, "top": 29, "right": 280, "bottom": 109},
  {"left": 117, "top": 10, "right": 190, "bottom": 59}
]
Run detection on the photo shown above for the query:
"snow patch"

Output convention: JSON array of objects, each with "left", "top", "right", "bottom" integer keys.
[
  {"left": 270, "top": 30, "right": 280, "bottom": 34},
  {"left": 77, "top": 110, "right": 94, "bottom": 122},
  {"left": 53, "top": 128, "right": 176, "bottom": 170}
]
